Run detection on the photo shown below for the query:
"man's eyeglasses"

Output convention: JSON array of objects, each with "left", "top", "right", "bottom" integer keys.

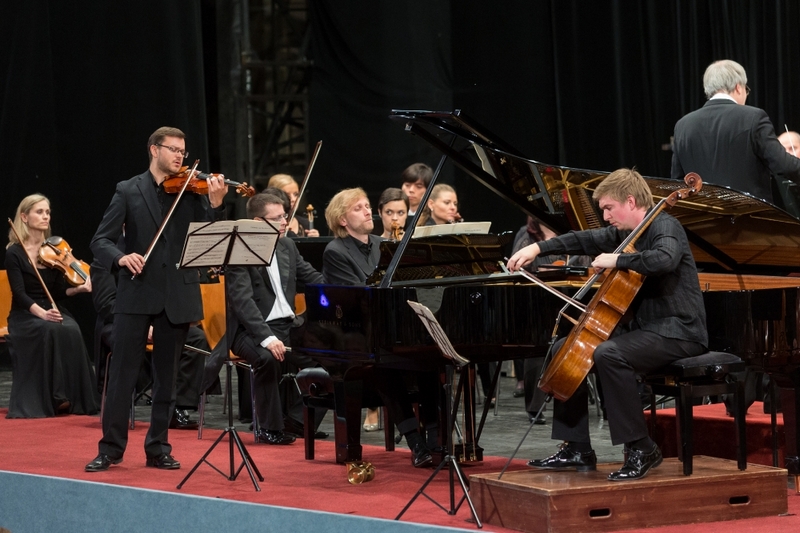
[
  {"left": 261, "top": 214, "right": 289, "bottom": 224},
  {"left": 155, "top": 143, "right": 189, "bottom": 159},
  {"left": 745, "top": 84, "right": 751, "bottom": 96}
]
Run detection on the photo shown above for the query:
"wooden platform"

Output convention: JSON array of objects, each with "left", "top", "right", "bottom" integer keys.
[{"left": 470, "top": 456, "right": 788, "bottom": 533}]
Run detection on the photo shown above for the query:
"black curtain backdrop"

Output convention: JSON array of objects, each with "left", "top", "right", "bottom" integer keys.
[
  {"left": 3, "top": 1, "right": 800, "bottom": 350},
  {"left": 308, "top": 0, "right": 800, "bottom": 236},
  {"left": 0, "top": 1, "right": 209, "bottom": 349}
]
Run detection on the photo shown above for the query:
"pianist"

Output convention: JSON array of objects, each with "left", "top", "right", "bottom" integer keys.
[
  {"left": 322, "top": 188, "right": 438, "bottom": 468},
  {"left": 507, "top": 168, "right": 708, "bottom": 481}
]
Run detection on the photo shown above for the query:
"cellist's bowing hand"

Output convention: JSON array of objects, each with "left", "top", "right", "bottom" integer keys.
[
  {"left": 507, "top": 243, "right": 540, "bottom": 272},
  {"left": 119, "top": 253, "right": 145, "bottom": 275},
  {"left": 592, "top": 253, "right": 619, "bottom": 273},
  {"left": 206, "top": 174, "right": 228, "bottom": 208}
]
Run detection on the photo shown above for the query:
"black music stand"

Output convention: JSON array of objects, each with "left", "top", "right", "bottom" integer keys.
[
  {"left": 176, "top": 219, "right": 280, "bottom": 492},
  {"left": 396, "top": 301, "right": 482, "bottom": 528}
]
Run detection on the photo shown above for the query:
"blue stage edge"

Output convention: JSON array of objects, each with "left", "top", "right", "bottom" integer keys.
[{"left": 0, "top": 470, "right": 468, "bottom": 533}]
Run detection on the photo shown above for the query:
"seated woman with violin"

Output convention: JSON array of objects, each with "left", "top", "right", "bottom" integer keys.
[
  {"left": 267, "top": 173, "right": 319, "bottom": 238},
  {"left": 4, "top": 194, "right": 99, "bottom": 418}
]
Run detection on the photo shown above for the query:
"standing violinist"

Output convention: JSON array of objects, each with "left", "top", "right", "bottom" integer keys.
[
  {"left": 5, "top": 194, "right": 98, "bottom": 418},
  {"left": 85, "top": 127, "right": 227, "bottom": 472},
  {"left": 507, "top": 168, "right": 707, "bottom": 481}
]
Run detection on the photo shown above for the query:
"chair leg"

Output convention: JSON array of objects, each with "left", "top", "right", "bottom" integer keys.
[
  {"left": 304, "top": 406, "right": 315, "bottom": 460},
  {"left": 249, "top": 367, "right": 258, "bottom": 443},
  {"left": 677, "top": 384, "right": 694, "bottom": 476},
  {"left": 130, "top": 390, "right": 136, "bottom": 430},
  {"left": 197, "top": 391, "right": 205, "bottom": 440},
  {"left": 383, "top": 406, "right": 395, "bottom": 451},
  {"left": 734, "top": 378, "right": 748, "bottom": 471}
]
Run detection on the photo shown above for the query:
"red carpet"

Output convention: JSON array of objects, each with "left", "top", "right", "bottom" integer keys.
[{"left": 0, "top": 409, "right": 798, "bottom": 532}]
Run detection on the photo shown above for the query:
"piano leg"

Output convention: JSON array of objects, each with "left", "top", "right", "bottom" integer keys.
[
  {"left": 333, "top": 374, "right": 364, "bottom": 464},
  {"left": 778, "top": 375, "right": 800, "bottom": 493}
]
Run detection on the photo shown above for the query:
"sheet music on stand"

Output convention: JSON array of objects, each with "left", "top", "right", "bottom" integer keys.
[
  {"left": 411, "top": 221, "right": 491, "bottom": 239},
  {"left": 179, "top": 220, "right": 281, "bottom": 268},
  {"left": 407, "top": 301, "right": 470, "bottom": 367}
]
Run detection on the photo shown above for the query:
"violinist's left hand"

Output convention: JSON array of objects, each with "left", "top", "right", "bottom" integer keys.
[
  {"left": 67, "top": 276, "right": 92, "bottom": 296},
  {"left": 592, "top": 253, "right": 618, "bottom": 272},
  {"left": 206, "top": 174, "right": 228, "bottom": 208}
]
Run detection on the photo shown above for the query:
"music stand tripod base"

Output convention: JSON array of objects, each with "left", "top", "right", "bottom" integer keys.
[
  {"left": 398, "top": 300, "right": 482, "bottom": 528},
  {"left": 177, "top": 360, "right": 264, "bottom": 491}
]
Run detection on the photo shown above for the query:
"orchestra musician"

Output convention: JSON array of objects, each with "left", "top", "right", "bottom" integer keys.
[
  {"left": 378, "top": 187, "right": 408, "bottom": 240},
  {"left": 85, "top": 127, "right": 227, "bottom": 472},
  {"left": 512, "top": 215, "right": 594, "bottom": 424},
  {"left": 90, "top": 247, "right": 209, "bottom": 430},
  {"left": 507, "top": 168, "right": 708, "bottom": 481},
  {"left": 323, "top": 188, "right": 438, "bottom": 467},
  {"left": 417, "top": 184, "right": 459, "bottom": 226},
  {"left": 267, "top": 174, "right": 320, "bottom": 238},
  {"left": 671, "top": 59, "right": 800, "bottom": 202},
  {"left": 5, "top": 194, "right": 98, "bottom": 418},
  {"left": 400, "top": 163, "right": 432, "bottom": 231},
  {"left": 778, "top": 130, "right": 800, "bottom": 156},
  {"left": 201, "top": 193, "right": 326, "bottom": 445}
]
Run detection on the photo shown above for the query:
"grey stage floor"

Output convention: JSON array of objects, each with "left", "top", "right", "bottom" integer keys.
[{"left": 0, "top": 361, "right": 622, "bottom": 464}]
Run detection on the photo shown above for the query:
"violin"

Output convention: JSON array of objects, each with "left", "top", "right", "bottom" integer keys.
[
  {"left": 39, "top": 236, "right": 91, "bottom": 286},
  {"left": 162, "top": 166, "right": 255, "bottom": 197}
]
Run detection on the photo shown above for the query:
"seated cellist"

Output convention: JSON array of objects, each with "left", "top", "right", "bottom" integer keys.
[{"left": 506, "top": 168, "right": 708, "bottom": 481}]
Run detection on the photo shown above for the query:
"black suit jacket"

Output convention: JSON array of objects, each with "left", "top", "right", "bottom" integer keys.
[
  {"left": 322, "top": 234, "right": 382, "bottom": 285},
  {"left": 90, "top": 170, "right": 225, "bottom": 324},
  {"left": 224, "top": 237, "right": 324, "bottom": 346},
  {"left": 671, "top": 99, "right": 800, "bottom": 202}
]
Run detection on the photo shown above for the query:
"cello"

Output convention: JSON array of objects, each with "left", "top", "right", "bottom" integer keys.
[{"left": 537, "top": 172, "right": 703, "bottom": 401}]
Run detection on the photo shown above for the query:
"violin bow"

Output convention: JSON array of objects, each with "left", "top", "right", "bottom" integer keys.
[
  {"left": 133, "top": 159, "right": 200, "bottom": 279},
  {"left": 786, "top": 125, "right": 798, "bottom": 158},
  {"left": 7, "top": 218, "right": 59, "bottom": 313},
  {"left": 289, "top": 141, "right": 323, "bottom": 222}
]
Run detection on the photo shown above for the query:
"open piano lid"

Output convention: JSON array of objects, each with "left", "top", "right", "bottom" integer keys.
[{"left": 390, "top": 109, "right": 800, "bottom": 275}]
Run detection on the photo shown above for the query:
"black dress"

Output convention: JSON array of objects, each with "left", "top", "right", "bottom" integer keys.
[{"left": 4, "top": 243, "right": 99, "bottom": 418}]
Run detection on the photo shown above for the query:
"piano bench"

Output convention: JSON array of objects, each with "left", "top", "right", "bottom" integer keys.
[
  {"left": 296, "top": 368, "right": 394, "bottom": 460},
  {"left": 643, "top": 351, "right": 746, "bottom": 475}
]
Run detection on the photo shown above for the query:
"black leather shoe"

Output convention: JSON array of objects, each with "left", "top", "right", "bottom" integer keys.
[
  {"left": 257, "top": 429, "right": 296, "bottom": 445},
  {"left": 411, "top": 442, "right": 433, "bottom": 468},
  {"left": 169, "top": 409, "right": 199, "bottom": 430},
  {"left": 85, "top": 454, "right": 122, "bottom": 472},
  {"left": 145, "top": 453, "right": 181, "bottom": 469},
  {"left": 608, "top": 445, "right": 662, "bottom": 481},
  {"left": 283, "top": 417, "right": 328, "bottom": 439},
  {"left": 528, "top": 443, "right": 597, "bottom": 471},
  {"left": 527, "top": 412, "right": 546, "bottom": 425}
]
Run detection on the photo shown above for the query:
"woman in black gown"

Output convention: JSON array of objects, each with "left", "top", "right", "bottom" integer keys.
[{"left": 5, "top": 194, "right": 98, "bottom": 418}]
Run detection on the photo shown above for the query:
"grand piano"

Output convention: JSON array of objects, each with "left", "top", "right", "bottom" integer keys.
[{"left": 292, "top": 110, "right": 800, "bottom": 476}]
